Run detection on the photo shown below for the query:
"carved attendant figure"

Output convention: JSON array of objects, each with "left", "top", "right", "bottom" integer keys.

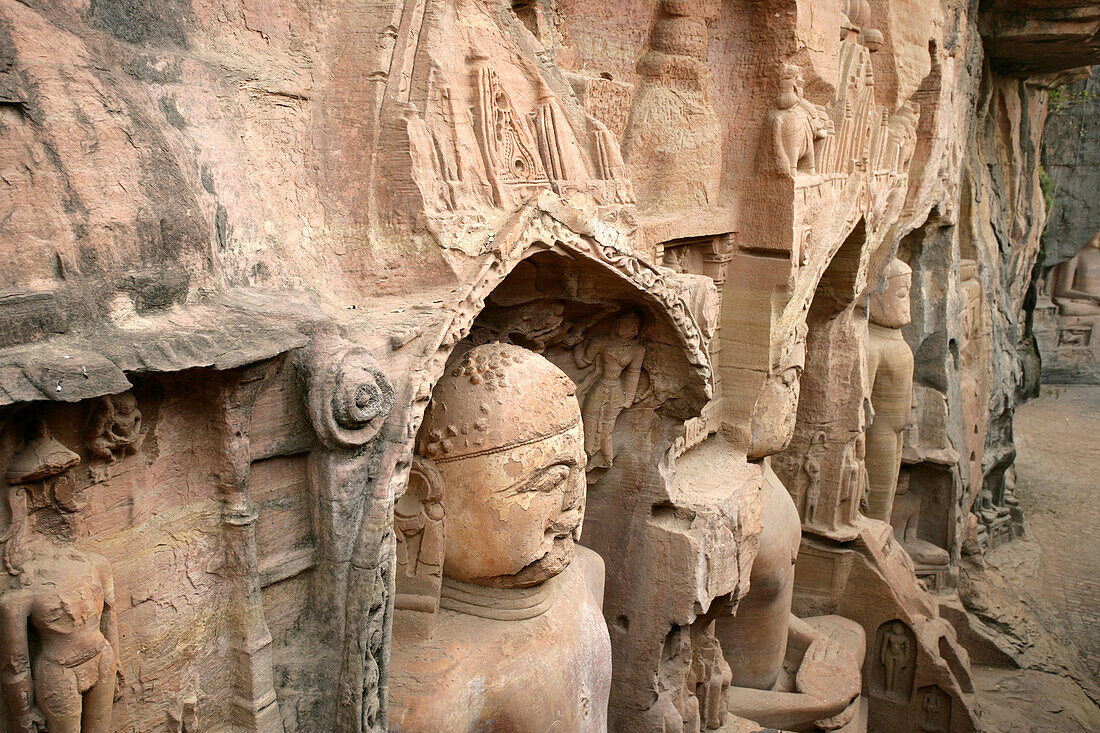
[
  {"left": 865, "top": 258, "right": 915, "bottom": 522},
  {"left": 1, "top": 424, "right": 121, "bottom": 733},
  {"left": 389, "top": 344, "right": 611, "bottom": 731},
  {"left": 1052, "top": 232, "right": 1100, "bottom": 315},
  {"left": 766, "top": 63, "right": 831, "bottom": 177},
  {"left": 881, "top": 622, "right": 911, "bottom": 696},
  {"left": 574, "top": 311, "right": 646, "bottom": 469},
  {"left": 85, "top": 393, "right": 143, "bottom": 463}
]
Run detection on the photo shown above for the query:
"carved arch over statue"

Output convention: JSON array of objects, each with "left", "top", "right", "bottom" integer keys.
[{"left": 334, "top": 192, "right": 717, "bottom": 730}]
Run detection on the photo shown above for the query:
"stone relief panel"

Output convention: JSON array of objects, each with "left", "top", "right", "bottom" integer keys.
[
  {"left": 869, "top": 620, "right": 917, "bottom": 703},
  {"left": 1, "top": 421, "right": 121, "bottom": 733}
]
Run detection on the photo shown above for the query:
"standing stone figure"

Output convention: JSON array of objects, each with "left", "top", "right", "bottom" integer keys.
[
  {"left": 864, "top": 258, "right": 914, "bottom": 522},
  {"left": 389, "top": 343, "right": 611, "bottom": 731},
  {"left": 1, "top": 423, "right": 121, "bottom": 733},
  {"left": 574, "top": 311, "right": 646, "bottom": 469},
  {"left": 880, "top": 621, "right": 911, "bottom": 696},
  {"left": 1052, "top": 231, "right": 1100, "bottom": 315}
]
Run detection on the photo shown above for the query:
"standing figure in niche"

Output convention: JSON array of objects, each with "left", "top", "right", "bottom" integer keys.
[
  {"left": 1, "top": 423, "right": 121, "bottom": 733},
  {"left": 799, "top": 431, "right": 827, "bottom": 524},
  {"left": 880, "top": 622, "right": 911, "bottom": 696},
  {"left": 574, "top": 311, "right": 646, "bottom": 469},
  {"left": 864, "top": 258, "right": 914, "bottom": 522}
]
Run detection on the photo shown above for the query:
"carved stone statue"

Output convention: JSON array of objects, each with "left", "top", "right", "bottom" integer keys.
[
  {"left": 622, "top": 0, "right": 722, "bottom": 212},
  {"left": 1052, "top": 231, "right": 1100, "bottom": 315},
  {"left": 714, "top": 463, "right": 864, "bottom": 731},
  {"left": 890, "top": 471, "right": 949, "bottom": 566},
  {"left": 389, "top": 343, "right": 611, "bottom": 731},
  {"left": 691, "top": 622, "right": 733, "bottom": 730},
  {"left": 85, "top": 392, "right": 143, "bottom": 463},
  {"left": 799, "top": 431, "right": 828, "bottom": 525},
  {"left": 865, "top": 258, "right": 914, "bottom": 522},
  {"left": 766, "top": 63, "right": 832, "bottom": 177},
  {"left": 880, "top": 621, "right": 911, "bottom": 695},
  {"left": 1, "top": 423, "right": 121, "bottom": 733},
  {"left": 574, "top": 311, "right": 647, "bottom": 470}
]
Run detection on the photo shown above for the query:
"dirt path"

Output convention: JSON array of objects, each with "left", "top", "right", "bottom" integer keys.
[{"left": 1012, "top": 385, "right": 1100, "bottom": 677}]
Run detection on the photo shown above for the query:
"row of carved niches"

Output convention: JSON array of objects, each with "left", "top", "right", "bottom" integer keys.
[
  {"left": 892, "top": 466, "right": 955, "bottom": 593},
  {"left": 1034, "top": 232, "right": 1100, "bottom": 383},
  {"left": 0, "top": 394, "right": 145, "bottom": 733}
]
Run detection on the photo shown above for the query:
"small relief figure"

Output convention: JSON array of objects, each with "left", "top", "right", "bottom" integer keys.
[
  {"left": 880, "top": 621, "right": 911, "bottom": 697},
  {"left": 835, "top": 438, "right": 862, "bottom": 527},
  {"left": 573, "top": 311, "right": 646, "bottom": 470},
  {"left": 1, "top": 422, "right": 122, "bottom": 733},
  {"left": 690, "top": 622, "right": 732, "bottom": 730},
  {"left": 85, "top": 392, "right": 144, "bottom": 463},
  {"left": 394, "top": 458, "right": 446, "bottom": 605},
  {"left": 766, "top": 63, "right": 832, "bottom": 177},
  {"left": 644, "top": 628, "right": 699, "bottom": 733},
  {"left": 799, "top": 431, "right": 827, "bottom": 523}
]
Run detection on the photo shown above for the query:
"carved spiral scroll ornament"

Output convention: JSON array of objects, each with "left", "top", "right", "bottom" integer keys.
[{"left": 307, "top": 342, "right": 396, "bottom": 449}]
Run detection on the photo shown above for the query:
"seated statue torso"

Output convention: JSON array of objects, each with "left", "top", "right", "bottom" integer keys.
[{"left": 389, "top": 546, "right": 611, "bottom": 733}]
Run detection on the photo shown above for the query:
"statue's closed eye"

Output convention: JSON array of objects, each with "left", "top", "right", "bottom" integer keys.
[{"left": 516, "top": 464, "right": 571, "bottom": 494}]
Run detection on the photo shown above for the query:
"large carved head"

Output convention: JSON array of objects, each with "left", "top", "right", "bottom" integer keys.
[
  {"left": 748, "top": 324, "right": 807, "bottom": 460},
  {"left": 418, "top": 343, "right": 586, "bottom": 588},
  {"left": 869, "top": 257, "right": 912, "bottom": 328}
]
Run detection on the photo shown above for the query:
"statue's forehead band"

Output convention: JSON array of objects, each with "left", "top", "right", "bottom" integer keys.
[{"left": 433, "top": 422, "right": 579, "bottom": 464}]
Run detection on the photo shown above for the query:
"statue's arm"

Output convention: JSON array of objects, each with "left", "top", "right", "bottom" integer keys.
[
  {"left": 573, "top": 338, "right": 597, "bottom": 368},
  {"left": 622, "top": 347, "right": 645, "bottom": 404},
  {"left": 92, "top": 553, "right": 123, "bottom": 690},
  {"left": 726, "top": 687, "right": 840, "bottom": 730},
  {"left": 0, "top": 590, "right": 38, "bottom": 732}
]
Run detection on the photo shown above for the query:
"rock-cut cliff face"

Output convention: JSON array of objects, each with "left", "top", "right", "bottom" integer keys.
[{"left": 0, "top": 1, "right": 1098, "bottom": 732}]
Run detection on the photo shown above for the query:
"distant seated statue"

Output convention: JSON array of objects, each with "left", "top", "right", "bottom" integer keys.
[
  {"left": 389, "top": 343, "right": 611, "bottom": 732},
  {"left": 1052, "top": 232, "right": 1100, "bottom": 315},
  {"left": 1, "top": 423, "right": 122, "bottom": 733},
  {"left": 714, "top": 463, "right": 865, "bottom": 731},
  {"left": 890, "top": 471, "right": 948, "bottom": 567}
]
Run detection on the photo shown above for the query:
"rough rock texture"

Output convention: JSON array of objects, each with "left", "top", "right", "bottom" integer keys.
[
  {"left": 1041, "top": 69, "right": 1100, "bottom": 267},
  {"left": 0, "top": 1, "right": 1097, "bottom": 732}
]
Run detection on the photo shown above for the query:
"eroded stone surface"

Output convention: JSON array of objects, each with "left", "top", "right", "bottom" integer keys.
[{"left": 0, "top": 1, "right": 1097, "bottom": 731}]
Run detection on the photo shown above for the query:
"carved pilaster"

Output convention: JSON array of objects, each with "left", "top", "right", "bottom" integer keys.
[
  {"left": 212, "top": 364, "right": 285, "bottom": 733},
  {"left": 296, "top": 334, "right": 395, "bottom": 733}
]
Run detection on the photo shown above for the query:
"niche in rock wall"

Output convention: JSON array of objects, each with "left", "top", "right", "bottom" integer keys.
[
  {"left": 868, "top": 619, "right": 917, "bottom": 704},
  {"left": 389, "top": 241, "right": 721, "bottom": 732},
  {"left": 775, "top": 219, "right": 868, "bottom": 536},
  {"left": 892, "top": 465, "right": 954, "bottom": 593}
]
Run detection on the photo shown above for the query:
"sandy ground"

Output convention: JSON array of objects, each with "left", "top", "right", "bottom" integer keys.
[{"left": 972, "top": 385, "right": 1100, "bottom": 732}]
